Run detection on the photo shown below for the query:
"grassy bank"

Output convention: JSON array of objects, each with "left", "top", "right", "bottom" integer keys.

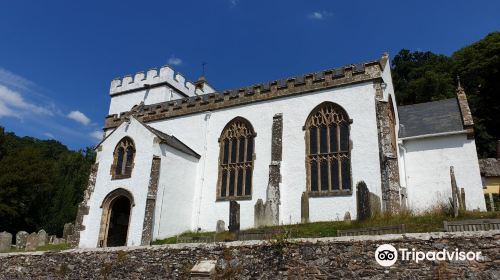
[{"left": 152, "top": 209, "right": 500, "bottom": 245}]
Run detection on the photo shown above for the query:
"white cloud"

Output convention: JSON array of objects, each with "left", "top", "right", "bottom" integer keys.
[
  {"left": 90, "top": 130, "right": 103, "bottom": 141},
  {"left": 67, "top": 110, "right": 91, "bottom": 126},
  {"left": 0, "top": 85, "right": 53, "bottom": 118},
  {"left": 0, "top": 68, "right": 35, "bottom": 91},
  {"left": 44, "top": 132, "right": 55, "bottom": 139},
  {"left": 229, "top": 0, "right": 239, "bottom": 6},
  {"left": 168, "top": 55, "right": 182, "bottom": 66},
  {"left": 308, "top": 11, "right": 332, "bottom": 20}
]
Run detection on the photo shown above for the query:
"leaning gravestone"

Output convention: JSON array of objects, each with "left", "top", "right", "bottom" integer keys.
[
  {"left": 25, "top": 233, "right": 38, "bottom": 251},
  {"left": 16, "top": 231, "right": 28, "bottom": 249},
  {"left": 0, "top": 232, "right": 12, "bottom": 252},
  {"left": 356, "top": 181, "right": 371, "bottom": 220},
  {"left": 37, "top": 230, "right": 48, "bottom": 247}
]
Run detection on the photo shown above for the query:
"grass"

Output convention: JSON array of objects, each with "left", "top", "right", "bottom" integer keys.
[{"left": 152, "top": 208, "right": 500, "bottom": 245}]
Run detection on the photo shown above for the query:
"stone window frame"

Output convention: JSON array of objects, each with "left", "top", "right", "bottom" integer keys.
[
  {"left": 303, "top": 102, "right": 353, "bottom": 197},
  {"left": 216, "top": 117, "right": 256, "bottom": 201},
  {"left": 111, "top": 137, "right": 136, "bottom": 180}
]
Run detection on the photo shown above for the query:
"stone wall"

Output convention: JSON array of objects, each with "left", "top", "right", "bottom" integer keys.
[{"left": 1, "top": 231, "right": 498, "bottom": 279}]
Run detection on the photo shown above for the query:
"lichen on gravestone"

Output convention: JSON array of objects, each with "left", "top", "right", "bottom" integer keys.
[{"left": 0, "top": 231, "right": 13, "bottom": 252}]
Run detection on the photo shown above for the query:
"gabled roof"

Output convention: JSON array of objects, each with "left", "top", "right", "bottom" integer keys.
[
  {"left": 479, "top": 158, "right": 500, "bottom": 177},
  {"left": 95, "top": 117, "right": 200, "bottom": 159},
  {"left": 139, "top": 121, "right": 201, "bottom": 159},
  {"left": 398, "top": 98, "right": 465, "bottom": 139}
]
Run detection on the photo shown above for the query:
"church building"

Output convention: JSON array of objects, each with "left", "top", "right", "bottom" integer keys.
[{"left": 74, "top": 54, "right": 486, "bottom": 248}]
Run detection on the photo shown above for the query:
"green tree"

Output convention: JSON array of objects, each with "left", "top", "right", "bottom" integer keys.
[
  {"left": 452, "top": 32, "right": 500, "bottom": 157},
  {"left": 392, "top": 49, "right": 455, "bottom": 105},
  {"left": 0, "top": 130, "right": 95, "bottom": 235},
  {"left": 392, "top": 32, "right": 500, "bottom": 158}
]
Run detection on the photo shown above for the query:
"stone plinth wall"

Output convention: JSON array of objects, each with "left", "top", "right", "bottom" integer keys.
[{"left": 0, "top": 231, "right": 499, "bottom": 279}]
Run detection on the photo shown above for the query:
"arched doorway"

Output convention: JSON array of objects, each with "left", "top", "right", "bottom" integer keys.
[
  {"left": 106, "top": 196, "right": 131, "bottom": 247},
  {"left": 98, "top": 188, "right": 134, "bottom": 247}
]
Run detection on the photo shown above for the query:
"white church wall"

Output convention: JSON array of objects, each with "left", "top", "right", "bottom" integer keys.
[
  {"left": 79, "top": 118, "right": 157, "bottom": 248},
  {"left": 109, "top": 86, "right": 184, "bottom": 115},
  {"left": 153, "top": 145, "right": 199, "bottom": 240},
  {"left": 402, "top": 134, "right": 486, "bottom": 212},
  {"left": 148, "top": 81, "right": 382, "bottom": 234}
]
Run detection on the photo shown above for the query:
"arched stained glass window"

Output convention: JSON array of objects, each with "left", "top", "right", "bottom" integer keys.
[
  {"left": 305, "top": 102, "right": 352, "bottom": 195},
  {"left": 112, "top": 137, "right": 135, "bottom": 179},
  {"left": 217, "top": 117, "right": 256, "bottom": 200}
]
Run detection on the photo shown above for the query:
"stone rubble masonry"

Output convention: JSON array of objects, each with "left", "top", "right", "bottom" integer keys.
[
  {"left": 72, "top": 163, "right": 99, "bottom": 247},
  {"left": 141, "top": 156, "right": 161, "bottom": 246},
  {"left": 0, "top": 232, "right": 12, "bottom": 253},
  {"left": 104, "top": 60, "right": 384, "bottom": 130},
  {"left": 255, "top": 114, "right": 283, "bottom": 227},
  {"left": 374, "top": 82, "right": 401, "bottom": 213},
  {"left": 0, "top": 231, "right": 498, "bottom": 279}
]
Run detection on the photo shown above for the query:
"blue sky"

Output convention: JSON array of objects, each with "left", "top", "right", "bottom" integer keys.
[{"left": 0, "top": 0, "right": 498, "bottom": 150}]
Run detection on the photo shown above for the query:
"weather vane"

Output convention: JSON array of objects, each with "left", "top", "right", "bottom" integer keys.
[{"left": 202, "top": 61, "right": 207, "bottom": 76}]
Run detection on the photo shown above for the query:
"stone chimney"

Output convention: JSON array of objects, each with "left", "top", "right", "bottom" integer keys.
[{"left": 456, "top": 77, "right": 474, "bottom": 139}]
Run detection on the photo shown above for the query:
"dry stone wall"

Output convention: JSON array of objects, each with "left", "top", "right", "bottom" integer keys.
[{"left": 0, "top": 231, "right": 499, "bottom": 279}]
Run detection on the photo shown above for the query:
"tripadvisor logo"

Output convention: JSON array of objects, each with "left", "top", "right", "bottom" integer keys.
[
  {"left": 375, "top": 244, "right": 398, "bottom": 267},
  {"left": 374, "top": 244, "right": 482, "bottom": 267}
]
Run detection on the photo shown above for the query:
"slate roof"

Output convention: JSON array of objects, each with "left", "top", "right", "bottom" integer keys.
[
  {"left": 398, "top": 98, "right": 465, "bottom": 138},
  {"left": 478, "top": 158, "right": 500, "bottom": 177},
  {"left": 141, "top": 123, "right": 201, "bottom": 159}
]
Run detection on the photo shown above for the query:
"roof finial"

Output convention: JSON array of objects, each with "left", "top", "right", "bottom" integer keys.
[{"left": 457, "top": 75, "right": 461, "bottom": 88}]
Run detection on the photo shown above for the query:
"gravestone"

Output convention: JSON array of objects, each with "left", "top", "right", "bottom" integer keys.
[
  {"left": 254, "top": 199, "right": 265, "bottom": 227},
  {"left": 0, "top": 232, "right": 12, "bottom": 252},
  {"left": 228, "top": 200, "right": 240, "bottom": 232},
  {"left": 356, "top": 181, "right": 371, "bottom": 220},
  {"left": 216, "top": 220, "right": 225, "bottom": 233},
  {"left": 63, "top": 223, "right": 74, "bottom": 241},
  {"left": 190, "top": 260, "right": 217, "bottom": 279},
  {"left": 301, "top": 192, "right": 309, "bottom": 223},
  {"left": 48, "top": 235, "right": 56, "bottom": 244},
  {"left": 16, "top": 231, "right": 28, "bottom": 249},
  {"left": 450, "top": 166, "right": 459, "bottom": 217},
  {"left": 25, "top": 233, "right": 38, "bottom": 251},
  {"left": 37, "top": 230, "right": 48, "bottom": 247},
  {"left": 344, "top": 212, "right": 351, "bottom": 224}
]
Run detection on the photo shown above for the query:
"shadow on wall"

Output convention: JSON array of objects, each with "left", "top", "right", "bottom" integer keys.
[{"left": 403, "top": 134, "right": 467, "bottom": 153}]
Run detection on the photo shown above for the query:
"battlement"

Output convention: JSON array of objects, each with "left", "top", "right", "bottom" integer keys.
[
  {"left": 110, "top": 65, "right": 215, "bottom": 97},
  {"left": 104, "top": 58, "right": 385, "bottom": 129}
]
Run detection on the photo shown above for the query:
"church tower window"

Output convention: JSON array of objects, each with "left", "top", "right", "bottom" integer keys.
[
  {"left": 111, "top": 137, "right": 135, "bottom": 179},
  {"left": 217, "top": 117, "right": 256, "bottom": 200},
  {"left": 305, "top": 102, "right": 352, "bottom": 195}
]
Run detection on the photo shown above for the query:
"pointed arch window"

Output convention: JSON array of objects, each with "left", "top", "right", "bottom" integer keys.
[
  {"left": 305, "top": 102, "right": 352, "bottom": 196},
  {"left": 217, "top": 117, "right": 256, "bottom": 200},
  {"left": 111, "top": 137, "right": 135, "bottom": 179}
]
